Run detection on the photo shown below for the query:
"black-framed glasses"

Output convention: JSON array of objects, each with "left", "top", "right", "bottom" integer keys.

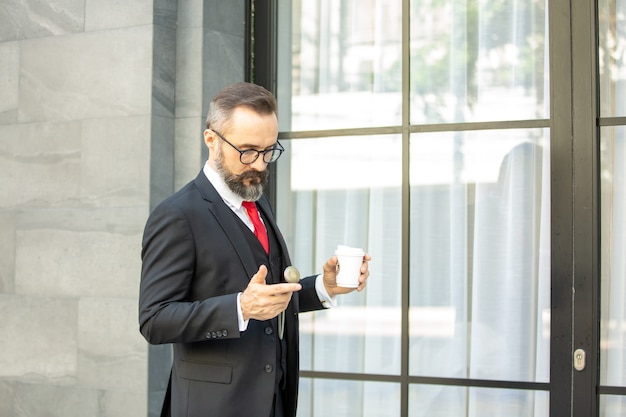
[{"left": 212, "top": 130, "right": 284, "bottom": 164}]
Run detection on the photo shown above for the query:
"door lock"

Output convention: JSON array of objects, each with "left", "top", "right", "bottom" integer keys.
[{"left": 573, "top": 348, "right": 586, "bottom": 371}]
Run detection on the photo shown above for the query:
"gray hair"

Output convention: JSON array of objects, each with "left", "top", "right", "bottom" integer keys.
[{"left": 205, "top": 82, "right": 277, "bottom": 133}]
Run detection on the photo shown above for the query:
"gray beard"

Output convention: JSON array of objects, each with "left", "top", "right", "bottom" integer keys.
[{"left": 214, "top": 157, "right": 268, "bottom": 201}]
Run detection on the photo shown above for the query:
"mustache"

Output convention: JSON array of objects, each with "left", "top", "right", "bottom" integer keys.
[{"left": 235, "top": 168, "right": 269, "bottom": 184}]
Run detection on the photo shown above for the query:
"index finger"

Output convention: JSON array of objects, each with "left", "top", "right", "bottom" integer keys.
[{"left": 269, "top": 283, "right": 302, "bottom": 294}]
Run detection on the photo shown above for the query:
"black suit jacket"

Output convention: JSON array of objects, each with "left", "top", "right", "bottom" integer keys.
[{"left": 139, "top": 171, "right": 324, "bottom": 417}]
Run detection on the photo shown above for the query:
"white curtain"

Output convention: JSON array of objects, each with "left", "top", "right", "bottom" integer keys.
[
  {"left": 276, "top": 0, "right": 551, "bottom": 415},
  {"left": 408, "top": 130, "right": 550, "bottom": 417},
  {"left": 600, "top": 127, "right": 626, "bottom": 416},
  {"left": 599, "top": 0, "right": 626, "bottom": 413}
]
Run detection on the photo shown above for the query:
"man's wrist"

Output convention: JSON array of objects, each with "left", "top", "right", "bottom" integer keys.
[
  {"left": 315, "top": 275, "right": 337, "bottom": 308},
  {"left": 236, "top": 292, "right": 250, "bottom": 331}
]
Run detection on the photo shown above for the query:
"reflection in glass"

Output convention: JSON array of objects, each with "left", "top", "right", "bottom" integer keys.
[
  {"left": 409, "top": 385, "right": 548, "bottom": 417},
  {"left": 276, "top": 0, "right": 402, "bottom": 131},
  {"left": 599, "top": 0, "right": 626, "bottom": 117},
  {"left": 409, "top": 130, "right": 550, "bottom": 382},
  {"left": 600, "top": 127, "right": 626, "bottom": 409},
  {"left": 275, "top": 135, "right": 403, "bottom": 375},
  {"left": 409, "top": 0, "right": 548, "bottom": 124},
  {"left": 298, "top": 379, "right": 400, "bottom": 417}
]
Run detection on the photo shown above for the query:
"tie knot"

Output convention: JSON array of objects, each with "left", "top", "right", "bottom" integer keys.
[{"left": 242, "top": 201, "right": 256, "bottom": 210}]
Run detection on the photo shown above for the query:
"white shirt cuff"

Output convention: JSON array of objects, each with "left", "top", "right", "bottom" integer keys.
[
  {"left": 315, "top": 274, "right": 336, "bottom": 308},
  {"left": 236, "top": 292, "right": 250, "bottom": 331}
]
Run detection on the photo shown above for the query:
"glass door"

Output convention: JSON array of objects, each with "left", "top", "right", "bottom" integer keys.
[{"left": 250, "top": 0, "right": 623, "bottom": 415}]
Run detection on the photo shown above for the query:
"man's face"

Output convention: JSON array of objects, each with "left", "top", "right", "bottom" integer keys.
[{"left": 205, "top": 106, "right": 279, "bottom": 201}]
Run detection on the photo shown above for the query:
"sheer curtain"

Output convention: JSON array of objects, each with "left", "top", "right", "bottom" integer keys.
[
  {"left": 275, "top": 135, "right": 404, "bottom": 417},
  {"left": 408, "top": 130, "right": 550, "bottom": 417},
  {"left": 599, "top": 0, "right": 626, "bottom": 414},
  {"left": 276, "top": 0, "right": 550, "bottom": 416},
  {"left": 600, "top": 127, "right": 626, "bottom": 416}
]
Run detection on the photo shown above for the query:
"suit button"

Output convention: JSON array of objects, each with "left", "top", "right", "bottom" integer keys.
[
  {"left": 222, "top": 329, "right": 228, "bottom": 337},
  {"left": 265, "top": 327, "right": 273, "bottom": 335},
  {"left": 217, "top": 330, "right": 223, "bottom": 337},
  {"left": 264, "top": 364, "right": 273, "bottom": 373}
]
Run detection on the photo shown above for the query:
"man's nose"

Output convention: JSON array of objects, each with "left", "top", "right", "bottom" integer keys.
[{"left": 251, "top": 155, "right": 268, "bottom": 171}]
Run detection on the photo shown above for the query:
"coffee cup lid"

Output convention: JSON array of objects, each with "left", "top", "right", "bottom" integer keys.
[{"left": 335, "top": 244, "right": 364, "bottom": 256}]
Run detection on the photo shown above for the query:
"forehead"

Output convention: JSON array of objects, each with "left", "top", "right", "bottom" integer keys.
[{"left": 226, "top": 107, "right": 278, "bottom": 145}]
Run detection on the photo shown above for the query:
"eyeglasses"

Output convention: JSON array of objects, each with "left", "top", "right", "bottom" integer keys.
[{"left": 212, "top": 130, "right": 284, "bottom": 164}]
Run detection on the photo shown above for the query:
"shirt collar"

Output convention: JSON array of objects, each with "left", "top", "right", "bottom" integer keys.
[{"left": 203, "top": 161, "right": 244, "bottom": 209}]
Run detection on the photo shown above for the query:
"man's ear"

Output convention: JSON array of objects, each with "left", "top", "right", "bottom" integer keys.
[{"left": 203, "top": 129, "right": 216, "bottom": 149}]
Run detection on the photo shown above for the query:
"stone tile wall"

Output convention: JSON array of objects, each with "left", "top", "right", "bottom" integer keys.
[{"left": 0, "top": 1, "right": 246, "bottom": 416}]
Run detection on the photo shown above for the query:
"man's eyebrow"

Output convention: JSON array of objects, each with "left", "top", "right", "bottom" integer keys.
[{"left": 238, "top": 141, "right": 279, "bottom": 150}]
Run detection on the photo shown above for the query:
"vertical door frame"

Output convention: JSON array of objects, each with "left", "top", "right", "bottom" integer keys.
[{"left": 549, "top": 0, "right": 600, "bottom": 416}]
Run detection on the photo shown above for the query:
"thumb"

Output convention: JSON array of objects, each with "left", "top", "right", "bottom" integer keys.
[{"left": 250, "top": 264, "right": 268, "bottom": 285}]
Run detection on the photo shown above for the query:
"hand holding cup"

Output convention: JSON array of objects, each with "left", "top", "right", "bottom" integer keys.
[{"left": 322, "top": 245, "right": 370, "bottom": 297}]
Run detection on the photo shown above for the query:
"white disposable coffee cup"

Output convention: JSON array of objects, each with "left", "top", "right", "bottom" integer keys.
[{"left": 334, "top": 245, "right": 365, "bottom": 288}]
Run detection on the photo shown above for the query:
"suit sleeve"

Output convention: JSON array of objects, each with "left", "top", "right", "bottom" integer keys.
[
  {"left": 297, "top": 275, "right": 326, "bottom": 313},
  {"left": 138, "top": 202, "right": 240, "bottom": 345}
]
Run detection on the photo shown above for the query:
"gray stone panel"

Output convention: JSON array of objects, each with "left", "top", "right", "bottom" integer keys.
[
  {"left": 84, "top": 0, "right": 152, "bottom": 32},
  {"left": 202, "top": 28, "right": 246, "bottom": 108},
  {"left": 203, "top": 0, "right": 247, "bottom": 38},
  {"left": 18, "top": 27, "right": 152, "bottom": 123},
  {"left": 152, "top": 25, "right": 177, "bottom": 118},
  {"left": 178, "top": 1, "right": 203, "bottom": 29},
  {"left": 0, "top": 382, "right": 13, "bottom": 416},
  {"left": 149, "top": 115, "right": 175, "bottom": 209},
  {"left": 101, "top": 389, "right": 148, "bottom": 417},
  {"left": 0, "top": 122, "right": 81, "bottom": 207},
  {"left": 13, "top": 382, "right": 98, "bottom": 417},
  {"left": 0, "top": 0, "right": 85, "bottom": 41},
  {"left": 175, "top": 117, "right": 204, "bottom": 190},
  {"left": 0, "top": 41, "right": 19, "bottom": 124},
  {"left": 0, "top": 125, "right": 19, "bottom": 204},
  {"left": 14, "top": 206, "right": 147, "bottom": 235},
  {"left": 201, "top": 1, "right": 246, "bottom": 111},
  {"left": 0, "top": 210, "right": 16, "bottom": 293},
  {"left": 175, "top": 27, "right": 204, "bottom": 118},
  {"left": 15, "top": 228, "right": 142, "bottom": 298},
  {"left": 0, "top": 295, "right": 78, "bottom": 381},
  {"left": 80, "top": 116, "right": 151, "bottom": 207},
  {"left": 154, "top": 0, "right": 177, "bottom": 30},
  {"left": 78, "top": 297, "right": 148, "bottom": 391}
]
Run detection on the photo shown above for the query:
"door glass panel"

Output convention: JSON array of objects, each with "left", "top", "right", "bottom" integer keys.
[
  {"left": 600, "top": 395, "right": 626, "bottom": 417},
  {"left": 298, "top": 379, "right": 401, "bottom": 417},
  {"left": 275, "top": 135, "right": 403, "bottom": 376},
  {"left": 600, "top": 126, "right": 626, "bottom": 412},
  {"left": 409, "top": 129, "right": 550, "bottom": 382},
  {"left": 276, "top": 0, "right": 403, "bottom": 131},
  {"left": 409, "top": 385, "right": 549, "bottom": 417},
  {"left": 598, "top": 0, "right": 626, "bottom": 117},
  {"left": 409, "top": 0, "right": 548, "bottom": 124}
]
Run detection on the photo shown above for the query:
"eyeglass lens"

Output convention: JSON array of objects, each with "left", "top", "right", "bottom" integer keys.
[{"left": 240, "top": 148, "right": 282, "bottom": 164}]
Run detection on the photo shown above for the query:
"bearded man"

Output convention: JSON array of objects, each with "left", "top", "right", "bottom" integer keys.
[{"left": 138, "top": 82, "right": 370, "bottom": 417}]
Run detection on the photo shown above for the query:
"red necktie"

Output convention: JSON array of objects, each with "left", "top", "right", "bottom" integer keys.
[{"left": 242, "top": 201, "right": 269, "bottom": 254}]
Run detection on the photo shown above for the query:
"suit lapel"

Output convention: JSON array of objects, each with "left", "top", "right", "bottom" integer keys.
[{"left": 193, "top": 172, "right": 259, "bottom": 279}]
